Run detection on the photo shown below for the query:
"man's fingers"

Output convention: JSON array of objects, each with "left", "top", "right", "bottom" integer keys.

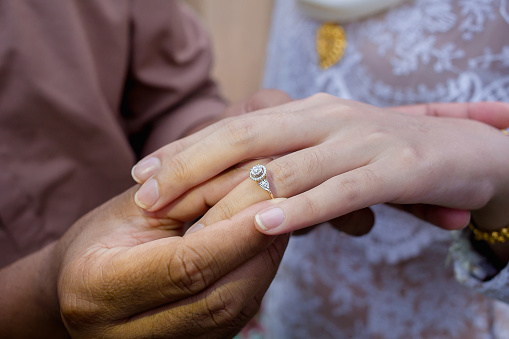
[
  {"left": 391, "top": 204, "right": 471, "bottom": 230},
  {"left": 292, "top": 209, "right": 375, "bottom": 237},
  {"left": 148, "top": 162, "right": 255, "bottom": 224},
  {"left": 60, "top": 200, "right": 282, "bottom": 326},
  {"left": 328, "top": 208, "right": 375, "bottom": 236},
  {"left": 392, "top": 102, "right": 509, "bottom": 128},
  {"left": 105, "top": 234, "right": 290, "bottom": 339},
  {"left": 423, "top": 206, "right": 471, "bottom": 229},
  {"left": 149, "top": 159, "right": 273, "bottom": 227}
]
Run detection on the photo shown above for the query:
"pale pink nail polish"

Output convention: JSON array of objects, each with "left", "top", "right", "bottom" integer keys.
[
  {"left": 255, "top": 207, "right": 286, "bottom": 231},
  {"left": 134, "top": 179, "right": 159, "bottom": 209},
  {"left": 131, "top": 157, "right": 161, "bottom": 183}
]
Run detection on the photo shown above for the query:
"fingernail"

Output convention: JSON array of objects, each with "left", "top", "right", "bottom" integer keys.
[
  {"left": 135, "top": 179, "right": 159, "bottom": 209},
  {"left": 185, "top": 223, "right": 204, "bottom": 235},
  {"left": 256, "top": 207, "right": 286, "bottom": 231},
  {"left": 131, "top": 157, "right": 161, "bottom": 183}
]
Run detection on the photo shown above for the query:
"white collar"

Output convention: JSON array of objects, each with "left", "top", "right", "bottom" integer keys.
[{"left": 297, "top": 0, "right": 412, "bottom": 23}]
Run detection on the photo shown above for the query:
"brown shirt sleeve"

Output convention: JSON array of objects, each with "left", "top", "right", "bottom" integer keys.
[
  {"left": 123, "top": 1, "right": 226, "bottom": 156},
  {"left": 0, "top": 0, "right": 225, "bottom": 267}
]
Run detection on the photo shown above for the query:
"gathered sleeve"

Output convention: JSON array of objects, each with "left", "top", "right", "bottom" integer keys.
[{"left": 450, "top": 229, "right": 509, "bottom": 303}]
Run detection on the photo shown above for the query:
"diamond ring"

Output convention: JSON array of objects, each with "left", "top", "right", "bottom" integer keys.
[{"left": 249, "top": 164, "right": 274, "bottom": 199}]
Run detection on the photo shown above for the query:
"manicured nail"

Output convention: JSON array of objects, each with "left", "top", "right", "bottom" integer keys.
[
  {"left": 255, "top": 207, "right": 286, "bottom": 231},
  {"left": 185, "top": 223, "right": 204, "bottom": 235},
  {"left": 134, "top": 179, "right": 159, "bottom": 209},
  {"left": 131, "top": 157, "right": 161, "bottom": 183}
]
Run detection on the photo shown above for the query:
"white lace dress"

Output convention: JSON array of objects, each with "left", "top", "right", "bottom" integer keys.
[{"left": 259, "top": 0, "right": 509, "bottom": 338}]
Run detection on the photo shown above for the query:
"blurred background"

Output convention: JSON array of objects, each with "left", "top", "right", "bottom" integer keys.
[{"left": 184, "top": 0, "right": 274, "bottom": 103}]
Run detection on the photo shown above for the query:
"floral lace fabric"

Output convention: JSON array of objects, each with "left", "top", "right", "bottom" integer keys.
[{"left": 256, "top": 0, "right": 509, "bottom": 337}]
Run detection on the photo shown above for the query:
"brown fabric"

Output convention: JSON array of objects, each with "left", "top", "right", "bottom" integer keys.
[{"left": 0, "top": 0, "right": 225, "bottom": 267}]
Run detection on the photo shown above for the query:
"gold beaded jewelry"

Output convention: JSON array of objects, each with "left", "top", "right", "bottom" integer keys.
[
  {"left": 468, "top": 128, "right": 509, "bottom": 243},
  {"left": 469, "top": 220, "right": 509, "bottom": 244}
]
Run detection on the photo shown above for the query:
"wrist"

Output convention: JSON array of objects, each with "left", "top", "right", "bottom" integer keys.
[
  {"left": 29, "top": 242, "right": 70, "bottom": 337},
  {"left": 0, "top": 242, "right": 69, "bottom": 337},
  {"left": 38, "top": 242, "right": 67, "bottom": 332}
]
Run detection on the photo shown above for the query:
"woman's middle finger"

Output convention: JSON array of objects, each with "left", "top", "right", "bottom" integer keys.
[{"left": 134, "top": 97, "right": 342, "bottom": 212}]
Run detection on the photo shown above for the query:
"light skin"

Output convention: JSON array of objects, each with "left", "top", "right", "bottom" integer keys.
[
  {"left": 132, "top": 93, "right": 509, "bottom": 262},
  {"left": 0, "top": 92, "right": 291, "bottom": 338}
]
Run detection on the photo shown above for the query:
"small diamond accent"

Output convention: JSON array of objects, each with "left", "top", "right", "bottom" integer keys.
[{"left": 259, "top": 179, "right": 271, "bottom": 192}]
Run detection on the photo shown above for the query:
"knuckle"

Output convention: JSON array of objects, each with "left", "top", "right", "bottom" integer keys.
[
  {"left": 205, "top": 287, "right": 245, "bottom": 328},
  {"left": 338, "top": 169, "right": 384, "bottom": 204},
  {"left": 169, "top": 139, "right": 186, "bottom": 156},
  {"left": 270, "top": 160, "right": 299, "bottom": 193},
  {"left": 245, "top": 89, "right": 291, "bottom": 112},
  {"left": 338, "top": 177, "right": 361, "bottom": 203},
  {"left": 59, "top": 291, "right": 88, "bottom": 326},
  {"left": 394, "top": 146, "right": 430, "bottom": 200},
  {"left": 302, "top": 148, "right": 327, "bottom": 176},
  {"left": 314, "top": 96, "right": 353, "bottom": 119},
  {"left": 167, "top": 153, "right": 192, "bottom": 183},
  {"left": 211, "top": 200, "right": 238, "bottom": 221},
  {"left": 309, "top": 92, "right": 335, "bottom": 103},
  {"left": 424, "top": 103, "right": 440, "bottom": 117},
  {"left": 224, "top": 118, "right": 256, "bottom": 149},
  {"left": 239, "top": 297, "right": 263, "bottom": 322},
  {"left": 301, "top": 193, "right": 322, "bottom": 218},
  {"left": 398, "top": 144, "right": 424, "bottom": 168},
  {"left": 328, "top": 102, "right": 356, "bottom": 120},
  {"left": 60, "top": 297, "right": 103, "bottom": 332},
  {"left": 360, "top": 167, "right": 384, "bottom": 187},
  {"left": 265, "top": 236, "right": 288, "bottom": 268},
  {"left": 169, "top": 242, "right": 213, "bottom": 295}
]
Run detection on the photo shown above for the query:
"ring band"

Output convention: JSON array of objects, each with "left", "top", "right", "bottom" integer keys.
[{"left": 249, "top": 164, "right": 274, "bottom": 199}]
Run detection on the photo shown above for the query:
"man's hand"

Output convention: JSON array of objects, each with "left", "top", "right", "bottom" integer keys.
[
  {"left": 0, "top": 163, "right": 288, "bottom": 338},
  {"left": 54, "top": 185, "right": 288, "bottom": 338}
]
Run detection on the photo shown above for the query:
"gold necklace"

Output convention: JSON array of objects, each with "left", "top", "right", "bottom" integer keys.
[{"left": 316, "top": 23, "right": 346, "bottom": 69}]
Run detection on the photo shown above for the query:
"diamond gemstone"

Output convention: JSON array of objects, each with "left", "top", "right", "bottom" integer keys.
[
  {"left": 250, "top": 164, "right": 267, "bottom": 182},
  {"left": 259, "top": 179, "right": 271, "bottom": 192}
]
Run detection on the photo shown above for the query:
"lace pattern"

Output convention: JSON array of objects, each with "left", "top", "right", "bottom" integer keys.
[{"left": 260, "top": 0, "right": 509, "bottom": 337}]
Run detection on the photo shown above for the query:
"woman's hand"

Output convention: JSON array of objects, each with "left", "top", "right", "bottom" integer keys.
[{"left": 131, "top": 94, "right": 509, "bottom": 236}]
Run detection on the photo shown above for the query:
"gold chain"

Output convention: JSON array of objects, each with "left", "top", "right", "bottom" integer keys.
[{"left": 469, "top": 222, "right": 509, "bottom": 244}]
